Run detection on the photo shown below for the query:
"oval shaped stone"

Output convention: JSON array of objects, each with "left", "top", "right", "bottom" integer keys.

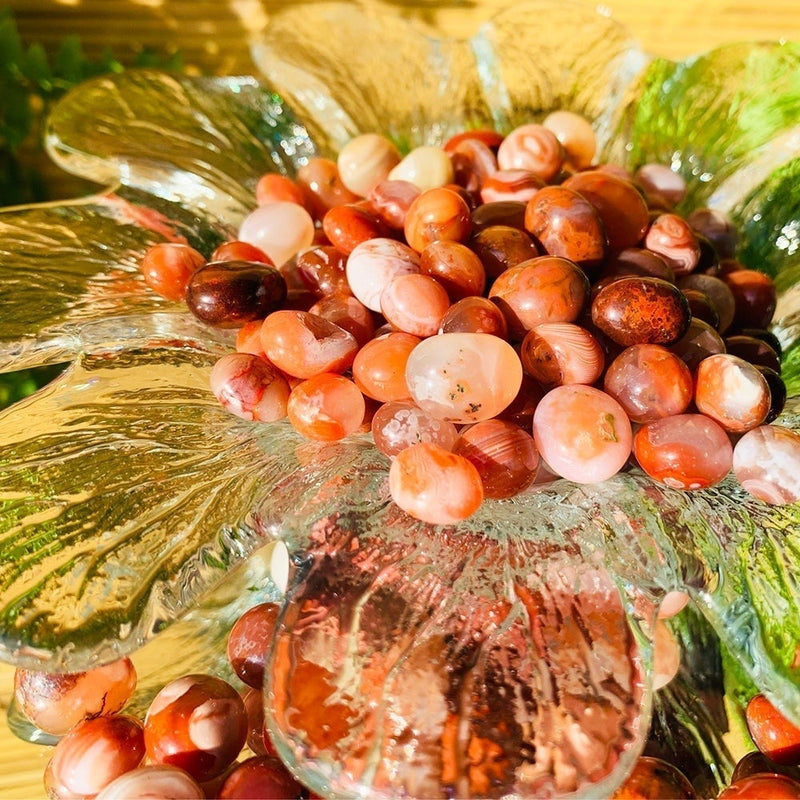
[
  {"left": 186, "top": 260, "right": 287, "bottom": 328},
  {"left": 405, "top": 332, "right": 522, "bottom": 423},
  {"left": 524, "top": 185, "right": 607, "bottom": 272},
  {"left": 591, "top": 276, "right": 691, "bottom": 346}
]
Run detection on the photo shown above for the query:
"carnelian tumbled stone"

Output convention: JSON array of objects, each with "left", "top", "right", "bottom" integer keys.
[
  {"left": 144, "top": 674, "right": 247, "bottom": 782},
  {"left": 610, "top": 756, "right": 695, "bottom": 799},
  {"left": 352, "top": 332, "right": 421, "bottom": 402},
  {"left": 454, "top": 419, "right": 540, "bottom": 498},
  {"left": 371, "top": 400, "right": 459, "bottom": 458},
  {"left": 388, "top": 442, "right": 484, "bottom": 524},
  {"left": 603, "top": 344, "right": 693, "bottom": 423},
  {"left": 260, "top": 310, "right": 359, "bottom": 379},
  {"left": 15, "top": 658, "right": 137, "bottom": 736},
  {"left": 489, "top": 255, "right": 590, "bottom": 339},
  {"left": 746, "top": 694, "right": 800, "bottom": 766},
  {"left": 404, "top": 187, "right": 472, "bottom": 253},
  {"left": 210, "top": 352, "right": 290, "bottom": 423},
  {"left": 405, "top": 332, "right": 522, "bottom": 423},
  {"left": 532, "top": 385, "right": 632, "bottom": 483},
  {"left": 524, "top": 185, "right": 607, "bottom": 272},
  {"left": 633, "top": 413, "right": 733, "bottom": 490},
  {"left": 733, "top": 425, "right": 800, "bottom": 505},
  {"left": 140, "top": 242, "right": 206, "bottom": 302},
  {"left": 520, "top": 322, "right": 605, "bottom": 388},
  {"left": 718, "top": 774, "right": 800, "bottom": 799},
  {"left": 591, "top": 276, "right": 691, "bottom": 347},
  {"left": 562, "top": 170, "right": 650, "bottom": 251},
  {"left": 695, "top": 353, "right": 771, "bottom": 433},
  {"left": 288, "top": 373, "right": 365, "bottom": 442},
  {"left": 186, "top": 261, "right": 287, "bottom": 328}
]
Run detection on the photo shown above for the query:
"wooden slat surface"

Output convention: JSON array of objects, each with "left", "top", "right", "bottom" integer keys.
[{"left": 1, "top": 1, "right": 797, "bottom": 798}]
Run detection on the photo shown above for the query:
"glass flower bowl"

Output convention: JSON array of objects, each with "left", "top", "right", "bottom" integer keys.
[{"left": 1, "top": 1, "right": 799, "bottom": 796}]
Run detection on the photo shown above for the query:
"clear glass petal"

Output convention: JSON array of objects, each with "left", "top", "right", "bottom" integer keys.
[
  {"left": 46, "top": 71, "right": 316, "bottom": 222},
  {"left": 250, "top": 1, "right": 648, "bottom": 153},
  {"left": 0, "top": 337, "right": 280, "bottom": 667},
  {"left": 0, "top": 189, "right": 228, "bottom": 372}
]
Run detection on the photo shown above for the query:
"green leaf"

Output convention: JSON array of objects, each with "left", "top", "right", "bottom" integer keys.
[{"left": 22, "top": 42, "right": 53, "bottom": 90}]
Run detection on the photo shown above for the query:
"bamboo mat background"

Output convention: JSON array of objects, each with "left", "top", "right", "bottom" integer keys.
[{"left": 1, "top": 1, "right": 798, "bottom": 797}]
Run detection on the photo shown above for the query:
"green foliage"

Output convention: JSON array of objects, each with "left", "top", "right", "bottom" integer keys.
[
  {"left": 0, "top": 364, "right": 65, "bottom": 410},
  {"left": 0, "top": 6, "right": 183, "bottom": 206}
]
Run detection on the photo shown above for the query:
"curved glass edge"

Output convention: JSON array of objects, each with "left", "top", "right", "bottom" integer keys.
[
  {"left": 250, "top": 0, "right": 648, "bottom": 156},
  {"left": 45, "top": 71, "right": 317, "bottom": 226},
  {"left": 0, "top": 188, "right": 232, "bottom": 373}
]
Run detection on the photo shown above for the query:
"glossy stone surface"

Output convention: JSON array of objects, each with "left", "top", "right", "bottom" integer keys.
[
  {"left": 210, "top": 353, "right": 290, "bottom": 423},
  {"left": 524, "top": 185, "right": 607, "bottom": 271},
  {"left": 345, "top": 237, "right": 421, "bottom": 311},
  {"left": 389, "top": 442, "right": 484, "bottom": 524},
  {"left": 227, "top": 602, "right": 280, "bottom": 689},
  {"left": 532, "top": 385, "right": 632, "bottom": 483},
  {"left": 371, "top": 399, "right": 459, "bottom": 458},
  {"left": 633, "top": 414, "right": 733, "bottom": 490},
  {"left": 497, "top": 123, "right": 564, "bottom": 182},
  {"left": 218, "top": 755, "right": 305, "bottom": 799},
  {"left": 287, "top": 373, "right": 366, "bottom": 441},
  {"left": 14, "top": 658, "right": 137, "bottom": 737},
  {"left": 643, "top": 213, "right": 701, "bottom": 275},
  {"left": 454, "top": 419, "right": 540, "bottom": 498},
  {"left": 469, "top": 224, "right": 540, "bottom": 280},
  {"left": 562, "top": 170, "right": 650, "bottom": 251},
  {"left": 260, "top": 310, "right": 359, "bottom": 379},
  {"left": 144, "top": 674, "right": 247, "bottom": 782},
  {"left": 610, "top": 756, "right": 695, "bottom": 798},
  {"left": 186, "top": 261, "right": 287, "bottom": 328},
  {"left": 337, "top": 133, "right": 401, "bottom": 197},
  {"left": 520, "top": 322, "right": 605, "bottom": 387},
  {"left": 238, "top": 202, "right": 316, "bottom": 267},
  {"left": 695, "top": 353, "right": 771, "bottom": 433},
  {"left": 46, "top": 715, "right": 145, "bottom": 798},
  {"left": 603, "top": 344, "right": 693, "bottom": 423},
  {"left": 95, "top": 766, "right": 204, "bottom": 800},
  {"left": 489, "top": 255, "right": 590, "bottom": 339},
  {"left": 591, "top": 277, "right": 691, "bottom": 347},
  {"left": 405, "top": 332, "right": 523, "bottom": 423},
  {"left": 733, "top": 426, "right": 800, "bottom": 505},
  {"left": 404, "top": 187, "right": 472, "bottom": 253}
]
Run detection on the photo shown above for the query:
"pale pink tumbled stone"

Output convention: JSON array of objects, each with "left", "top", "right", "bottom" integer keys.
[
  {"left": 337, "top": 133, "right": 401, "bottom": 197},
  {"left": 733, "top": 424, "right": 800, "bottom": 505},
  {"left": 542, "top": 110, "right": 597, "bottom": 169},
  {"left": 652, "top": 619, "right": 681, "bottom": 691},
  {"left": 46, "top": 715, "right": 145, "bottom": 797},
  {"left": 635, "top": 163, "right": 687, "bottom": 207},
  {"left": 238, "top": 201, "right": 315, "bottom": 267},
  {"left": 532, "top": 385, "right": 632, "bottom": 484},
  {"left": 388, "top": 145, "right": 454, "bottom": 191},
  {"left": 380, "top": 273, "right": 450, "bottom": 337},
  {"left": 405, "top": 332, "right": 522, "bottom": 423},
  {"left": 210, "top": 352, "right": 290, "bottom": 422},
  {"left": 95, "top": 765, "right": 204, "bottom": 800},
  {"left": 368, "top": 179, "right": 421, "bottom": 229},
  {"left": 479, "top": 169, "right": 543, "bottom": 204},
  {"left": 658, "top": 590, "right": 690, "bottom": 619},
  {"left": 497, "top": 123, "right": 564, "bottom": 182},
  {"left": 346, "top": 237, "right": 420, "bottom": 311}
]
